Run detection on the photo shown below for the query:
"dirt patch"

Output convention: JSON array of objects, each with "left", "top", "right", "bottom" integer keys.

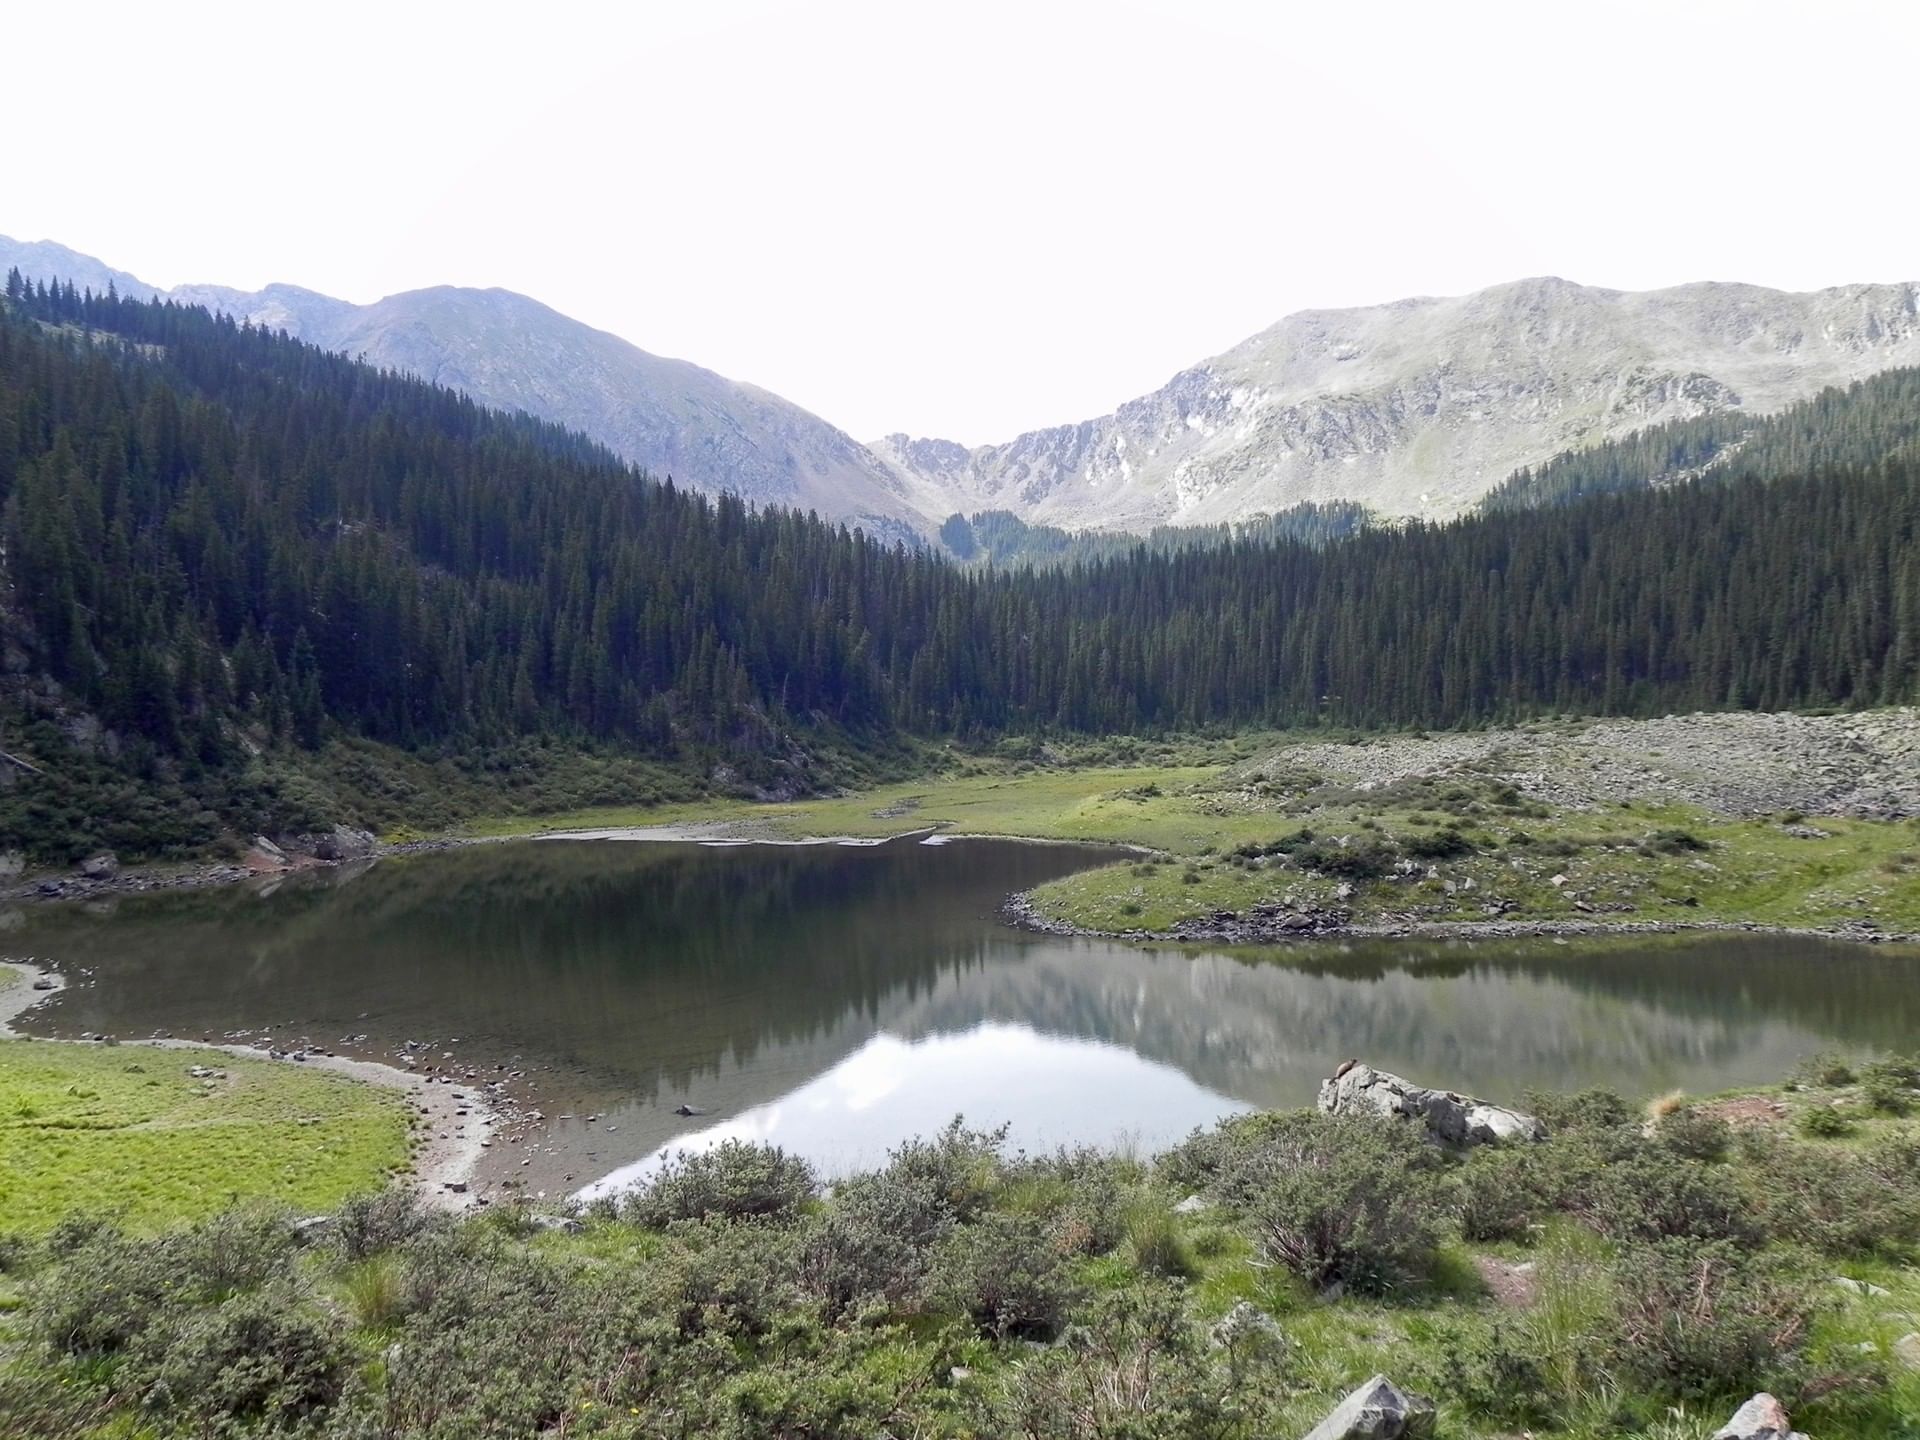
[
  {"left": 1698, "top": 1095, "right": 1789, "bottom": 1128},
  {"left": 1472, "top": 1254, "right": 1539, "bottom": 1308}
]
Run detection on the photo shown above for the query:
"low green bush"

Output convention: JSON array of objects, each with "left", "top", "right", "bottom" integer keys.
[
  {"left": 1208, "top": 1111, "right": 1455, "bottom": 1293},
  {"left": 623, "top": 1141, "right": 817, "bottom": 1226}
]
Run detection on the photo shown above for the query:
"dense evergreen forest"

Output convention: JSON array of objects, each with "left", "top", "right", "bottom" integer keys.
[
  {"left": 1483, "top": 366, "right": 1920, "bottom": 509},
  {"left": 1, "top": 275, "right": 1917, "bottom": 860}
]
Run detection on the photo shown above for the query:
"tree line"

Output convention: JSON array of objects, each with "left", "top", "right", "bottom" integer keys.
[{"left": 1, "top": 274, "right": 1915, "bottom": 848}]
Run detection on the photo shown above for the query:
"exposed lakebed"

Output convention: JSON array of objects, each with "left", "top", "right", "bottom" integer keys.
[{"left": 6, "top": 836, "right": 1917, "bottom": 1204}]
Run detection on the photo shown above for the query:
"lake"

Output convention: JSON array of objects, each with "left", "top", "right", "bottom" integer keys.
[{"left": 8, "top": 835, "right": 1917, "bottom": 1201}]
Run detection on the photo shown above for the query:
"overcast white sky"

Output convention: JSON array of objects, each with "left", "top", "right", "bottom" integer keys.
[{"left": 5, "top": 0, "right": 1916, "bottom": 442}]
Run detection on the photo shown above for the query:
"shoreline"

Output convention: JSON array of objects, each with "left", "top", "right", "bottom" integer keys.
[
  {"left": 0, "top": 960, "right": 494, "bottom": 1213},
  {"left": 998, "top": 891, "right": 1920, "bottom": 949}
]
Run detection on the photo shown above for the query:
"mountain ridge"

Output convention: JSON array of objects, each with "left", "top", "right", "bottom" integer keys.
[
  {"left": 0, "top": 235, "right": 932, "bottom": 541},
  {"left": 877, "top": 273, "right": 1920, "bottom": 529},
  {"left": 9, "top": 235, "right": 1920, "bottom": 537}
]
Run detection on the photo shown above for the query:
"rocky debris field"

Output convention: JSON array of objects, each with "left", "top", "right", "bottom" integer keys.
[{"left": 1232, "top": 707, "right": 1920, "bottom": 820}]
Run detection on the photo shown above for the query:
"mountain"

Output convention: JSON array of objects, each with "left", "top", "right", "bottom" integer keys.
[
  {"left": 0, "top": 236, "right": 933, "bottom": 541},
  {"left": 878, "top": 276, "right": 1920, "bottom": 529}
]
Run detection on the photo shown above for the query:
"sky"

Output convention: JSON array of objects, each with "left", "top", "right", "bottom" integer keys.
[{"left": 5, "top": 0, "right": 1918, "bottom": 444}]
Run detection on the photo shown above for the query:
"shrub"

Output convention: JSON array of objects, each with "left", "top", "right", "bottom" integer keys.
[
  {"left": 1796, "top": 1104, "right": 1852, "bottom": 1138},
  {"left": 1214, "top": 1111, "right": 1455, "bottom": 1293},
  {"left": 1793, "top": 1052, "right": 1856, "bottom": 1088},
  {"left": 795, "top": 1170, "right": 953, "bottom": 1316},
  {"left": 31, "top": 1231, "right": 176, "bottom": 1356},
  {"left": 933, "top": 1212, "right": 1073, "bottom": 1340},
  {"left": 878, "top": 1118, "right": 1007, "bottom": 1224},
  {"left": 1653, "top": 1107, "right": 1731, "bottom": 1162},
  {"left": 1643, "top": 828, "right": 1708, "bottom": 855},
  {"left": 1296, "top": 836, "right": 1400, "bottom": 881},
  {"left": 1860, "top": 1059, "right": 1917, "bottom": 1115},
  {"left": 623, "top": 1141, "right": 816, "bottom": 1226},
  {"left": 1523, "top": 1086, "right": 1635, "bottom": 1134},
  {"left": 1740, "top": 1132, "right": 1920, "bottom": 1257},
  {"left": 1612, "top": 1238, "right": 1816, "bottom": 1400},
  {"left": 1401, "top": 827, "right": 1474, "bottom": 859},
  {"left": 335, "top": 1188, "right": 439, "bottom": 1261},
  {"left": 1458, "top": 1145, "right": 1546, "bottom": 1243},
  {"left": 129, "top": 1286, "right": 350, "bottom": 1429},
  {"left": 1581, "top": 1153, "right": 1756, "bottom": 1247}
]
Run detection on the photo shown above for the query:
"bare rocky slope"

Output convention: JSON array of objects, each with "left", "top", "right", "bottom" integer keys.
[
  {"left": 877, "top": 276, "right": 1920, "bottom": 529},
  {"left": 0, "top": 237, "right": 933, "bottom": 542},
  {"left": 1232, "top": 708, "right": 1920, "bottom": 820}
]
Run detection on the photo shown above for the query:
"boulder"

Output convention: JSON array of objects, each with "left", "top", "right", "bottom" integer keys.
[
  {"left": 280, "top": 826, "right": 377, "bottom": 863},
  {"left": 1710, "top": 1392, "right": 1808, "bottom": 1440},
  {"left": 78, "top": 851, "right": 119, "bottom": 880},
  {"left": 1317, "top": 1062, "right": 1546, "bottom": 1147},
  {"left": 1892, "top": 1331, "right": 1920, "bottom": 1370},
  {"left": 1301, "top": 1374, "right": 1436, "bottom": 1440}
]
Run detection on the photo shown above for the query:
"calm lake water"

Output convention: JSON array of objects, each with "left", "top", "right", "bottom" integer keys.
[{"left": 8, "top": 836, "right": 1917, "bottom": 1199}]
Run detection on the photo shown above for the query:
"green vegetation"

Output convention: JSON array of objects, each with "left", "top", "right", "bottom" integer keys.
[
  {"left": 1019, "top": 775, "right": 1920, "bottom": 937},
  {"left": 452, "top": 746, "right": 1920, "bottom": 938},
  {"left": 3, "top": 1067, "right": 1918, "bottom": 1438},
  {"left": 0, "top": 1038, "right": 412, "bottom": 1234}
]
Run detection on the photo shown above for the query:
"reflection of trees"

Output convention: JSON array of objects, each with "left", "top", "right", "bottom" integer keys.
[
  {"left": 17, "top": 843, "right": 1918, "bottom": 1124},
  {"left": 12, "top": 840, "right": 1110, "bottom": 1098}
]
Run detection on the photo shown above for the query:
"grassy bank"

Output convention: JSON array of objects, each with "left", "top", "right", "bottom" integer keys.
[
  {"left": 454, "top": 732, "right": 1920, "bottom": 938},
  {"left": 2, "top": 1064, "right": 1917, "bottom": 1438},
  {"left": 0, "top": 1037, "right": 412, "bottom": 1235}
]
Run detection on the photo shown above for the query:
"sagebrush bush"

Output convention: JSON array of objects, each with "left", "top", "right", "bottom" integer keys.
[
  {"left": 1653, "top": 1106, "right": 1732, "bottom": 1162},
  {"left": 1457, "top": 1144, "right": 1546, "bottom": 1243},
  {"left": 1795, "top": 1104, "right": 1852, "bottom": 1138},
  {"left": 130, "top": 1285, "right": 351, "bottom": 1429},
  {"left": 623, "top": 1141, "right": 817, "bottom": 1226},
  {"left": 1581, "top": 1152, "right": 1757, "bottom": 1247},
  {"left": 1522, "top": 1086, "right": 1635, "bottom": 1134},
  {"left": 1211, "top": 1111, "right": 1455, "bottom": 1293},
  {"left": 795, "top": 1169, "right": 952, "bottom": 1316},
  {"left": 1738, "top": 1132, "right": 1920, "bottom": 1257},
  {"left": 1611, "top": 1238, "right": 1816, "bottom": 1400},
  {"left": 334, "top": 1188, "right": 440, "bottom": 1261},
  {"left": 933, "top": 1211, "right": 1074, "bottom": 1339},
  {"left": 878, "top": 1118, "right": 1008, "bottom": 1223}
]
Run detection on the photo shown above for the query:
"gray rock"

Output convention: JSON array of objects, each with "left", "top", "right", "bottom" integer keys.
[
  {"left": 1318, "top": 1062, "right": 1546, "bottom": 1146},
  {"left": 78, "top": 851, "right": 119, "bottom": 880},
  {"left": 1301, "top": 1374, "right": 1436, "bottom": 1440},
  {"left": 1831, "top": 1276, "right": 1891, "bottom": 1299},
  {"left": 1173, "top": 1193, "right": 1212, "bottom": 1215},
  {"left": 1710, "top": 1392, "right": 1808, "bottom": 1440},
  {"left": 281, "top": 826, "right": 377, "bottom": 863},
  {"left": 530, "top": 1214, "right": 583, "bottom": 1235},
  {"left": 0, "top": 851, "right": 24, "bottom": 880},
  {"left": 1893, "top": 1331, "right": 1920, "bottom": 1370}
]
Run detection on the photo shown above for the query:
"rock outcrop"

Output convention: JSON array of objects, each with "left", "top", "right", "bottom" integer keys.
[
  {"left": 882, "top": 276, "right": 1920, "bottom": 531},
  {"left": 1301, "top": 1374, "right": 1436, "bottom": 1440},
  {"left": 1711, "top": 1392, "right": 1808, "bottom": 1440},
  {"left": 1317, "top": 1061, "right": 1546, "bottom": 1146}
]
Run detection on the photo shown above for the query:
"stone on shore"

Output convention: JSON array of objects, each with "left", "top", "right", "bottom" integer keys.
[
  {"left": 1317, "top": 1061, "right": 1546, "bottom": 1146},
  {"left": 78, "top": 851, "right": 119, "bottom": 879},
  {"left": 1301, "top": 1374, "right": 1436, "bottom": 1440},
  {"left": 1711, "top": 1392, "right": 1808, "bottom": 1440}
]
